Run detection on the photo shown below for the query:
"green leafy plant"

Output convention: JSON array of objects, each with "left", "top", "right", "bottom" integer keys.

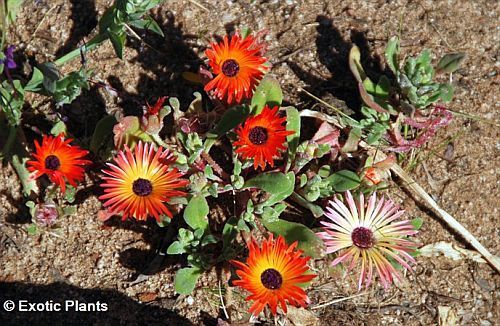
[{"left": 348, "top": 36, "right": 462, "bottom": 148}]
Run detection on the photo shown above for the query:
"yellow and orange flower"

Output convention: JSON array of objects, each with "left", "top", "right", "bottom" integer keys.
[
  {"left": 204, "top": 32, "right": 268, "bottom": 104},
  {"left": 230, "top": 234, "right": 316, "bottom": 316},
  {"left": 99, "top": 141, "right": 188, "bottom": 221},
  {"left": 27, "top": 134, "right": 91, "bottom": 193},
  {"left": 233, "top": 105, "right": 293, "bottom": 170}
]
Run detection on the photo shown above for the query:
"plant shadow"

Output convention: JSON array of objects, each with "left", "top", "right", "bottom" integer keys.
[
  {"left": 288, "top": 15, "right": 393, "bottom": 116},
  {"left": 108, "top": 10, "right": 205, "bottom": 117},
  {"left": 54, "top": 0, "right": 98, "bottom": 58}
]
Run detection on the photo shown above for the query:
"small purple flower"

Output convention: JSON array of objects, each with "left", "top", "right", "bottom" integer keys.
[{"left": 2, "top": 45, "right": 17, "bottom": 70}]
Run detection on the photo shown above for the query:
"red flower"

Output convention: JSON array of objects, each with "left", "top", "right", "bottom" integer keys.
[
  {"left": 230, "top": 234, "right": 316, "bottom": 316},
  {"left": 27, "top": 134, "right": 90, "bottom": 193},
  {"left": 145, "top": 96, "right": 167, "bottom": 116},
  {"left": 204, "top": 32, "right": 268, "bottom": 104},
  {"left": 233, "top": 106, "right": 293, "bottom": 170},
  {"left": 141, "top": 96, "right": 169, "bottom": 134}
]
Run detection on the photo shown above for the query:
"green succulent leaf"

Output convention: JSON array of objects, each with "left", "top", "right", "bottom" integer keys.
[
  {"left": 27, "top": 223, "right": 37, "bottom": 236},
  {"left": 0, "top": 80, "right": 24, "bottom": 126},
  {"left": 342, "top": 127, "right": 361, "bottom": 152},
  {"left": 128, "top": 15, "right": 164, "bottom": 36},
  {"left": 250, "top": 76, "right": 283, "bottom": 114},
  {"left": 24, "top": 67, "right": 44, "bottom": 92},
  {"left": 285, "top": 106, "right": 300, "bottom": 169},
  {"left": 184, "top": 195, "right": 209, "bottom": 231},
  {"left": 6, "top": 0, "right": 24, "bottom": 24},
  {"left": 174, "top": 267, "right": 202, "bottom": 294},
  {"left": 38, "top": 62, "right": 61, "bottom": 94},
  {"left": 326, "top": 170, "right": 361, "bottom": 192},
  {"left": 108, "top": 31, "right": 126, "bottom": 59},
  {"left": 439, "top": 83, "right": 454, "bottom": 102},
  {"left": 63, "top": 185, "right": 76, "bottom": 203},
  {"left": 349, "top": 45, "right": 367, "bottom": 83},
  {"left": 90, "top": 115, "right": 118, "bottom": 153},
  {"left": 375, "top": 75, "right": 391, "bottom": 98},
  {"left": 210, "top": 105, "right": 250, "bottom": 137},
  {"left": 411, "top": 217, "right": 423, "bottom": 230},
  {"left": 262, "top": 219, "right": 324, "bottom": 258},
  {"left": 244, "top": 172, "right": 295, "bottom": 206},
  {"left": 9, "top": 129, "right": 39, "bottom": 196},
  {"left": 167, "top": 241, "right": 186, "bottom": 255},
  {"left": 50, "top": 120, "right": 67, "bottom": 136},
  {"left": 437, "top": 53, "right": 466, "bottom": 74},
  {"left": 385, "top": 36, "right": 400, "bottom": 73}
]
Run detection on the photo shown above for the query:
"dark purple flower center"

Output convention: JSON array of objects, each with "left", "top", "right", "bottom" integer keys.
[
  {"left": 248, "top": 126, "right": 268, "bottom": 145},
  {"left": 132, "top": 178, "right": 153, "bottom": 196},
  {"left": 351, "top": 227, "right": 375, "bottom": 249},
  {"left": 44, "top": 155, "right": 61, "bottom": 170},
  {"left": 260, "top": 268, "right": 283, "bottom": 290},
  {"left": 221, "top": 59, "right": 240, "bottom": 77}
]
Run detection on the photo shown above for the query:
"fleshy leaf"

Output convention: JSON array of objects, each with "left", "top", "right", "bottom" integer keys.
[
  {"left": 326, "top": 170, "right": 361, "bottom": 192},
  {"left": 50, "top": 120, "right": 67, "bottom": 136},
  {"left": 385, "top": 36, "right": 400, "bottom": 73},
  {"left": 210, "top": 105, "right": 250, "bottom": 137},
  {"left": 91, "top": 115, "right": 117, "bottom": 153},
  {"left": 437, "top": 53, "right": 466, "bottom": 74},
  {"left": 167, "top": 241, "right": 186, "bottom": 255},
  {"left": 250, "top": 76, "right": 283, "bottom": 114},
  {"left": 183, "top": 195, "right": 209, "bottom": 231},
  {"left": 262, "top": 219, "right": 324, "bottom": 258},
  {"left": 174, "top": 267, "right": 202, "bottom": 294},
  {"left": 411, "top": 217, "right": 423, "bottom": 230},
  {"left": 349, "top": 45, "right": 367, "bottom": 83},
  {"left": 244, "top": 172, "right": 295, "bottom": 206},
  {"left": 24, "top": 67, "right": 44, "bottom": 92},
  {"left": 108, "top": 31, "right": 126, "bottom": 59},
  {"left": 285, "top": 106, "right": 300, "bottom": 169},
  {"left": 342, "top": 127, "right": 361, "bottom": 152}
]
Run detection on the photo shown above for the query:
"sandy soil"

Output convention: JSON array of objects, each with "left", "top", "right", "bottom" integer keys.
[{"left": 0, "top": 0, "right": 498, "bottom": 325}]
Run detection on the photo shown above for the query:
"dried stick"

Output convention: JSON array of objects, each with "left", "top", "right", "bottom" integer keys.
[
  {"left": 311, "top": 292, "right": 369, "bottom": 310},
  {"left": 389, "top": 162, "right": 500, "bottom": 272},
  {"left": 363, "top": 143, "right": 500, "bottom": 272}
]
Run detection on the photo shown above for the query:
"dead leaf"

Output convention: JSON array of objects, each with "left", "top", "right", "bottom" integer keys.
[
  {"left": 438, "top": 306, "right": 458, "bottom": 326},
  {"left": 420, "top": 242, "right": 486, "bottom": 263},
  {"left": 138, "top": 292, "right": 158, "bottom": 303}
]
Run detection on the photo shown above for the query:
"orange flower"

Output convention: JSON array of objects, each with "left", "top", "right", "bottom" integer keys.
[
  {"left": 99, "top": 141, "right": 188, "bottom": 221},
  {"left": 27, "top": 134, "right": 90, "bottom": 193},
  {"left": 234, "top": 105, "right": 293, "bottom": 170},
  {"left": 364, "top": 167, "right": 382, "bottom": 185},
  {"left": 204, "top": 32, "right": 268, "bottom": 104},
  {"left": 231, "top": 234, "right": 316, "bottom": 316}
]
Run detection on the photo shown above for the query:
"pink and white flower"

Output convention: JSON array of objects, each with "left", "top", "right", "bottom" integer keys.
[{"left": 317, "top": 191, "right": 418, "bottom": 289}]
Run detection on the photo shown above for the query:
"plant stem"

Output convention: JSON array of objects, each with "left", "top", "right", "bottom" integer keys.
[
  {"left": 54, "top": 33, "right": 108, "bottom": 66},
  {"left": 201, "top": 151, "right": 230, "bottom": 181}
]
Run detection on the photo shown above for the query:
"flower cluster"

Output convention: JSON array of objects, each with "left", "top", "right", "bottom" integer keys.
[{"left": 17, "top": 26, "right": 446, "bottom": 321}]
